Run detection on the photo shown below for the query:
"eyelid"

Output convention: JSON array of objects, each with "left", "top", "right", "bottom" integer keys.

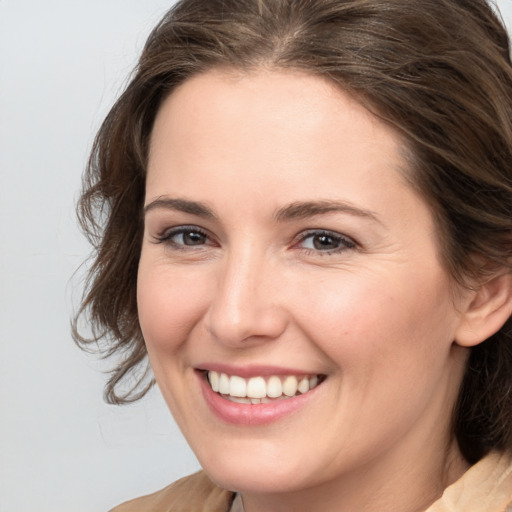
[
  {"left": 293, "top": 229, "right": 358, "bottom": 252},
  {"left": 153, "top": 224, "right": 215, "bottom": 247},
  {"left": 151, "top": 224, "right": 357, "bottom": 255}
]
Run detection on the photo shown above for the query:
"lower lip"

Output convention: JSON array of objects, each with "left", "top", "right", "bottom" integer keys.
[{"left": 198, "top": 372, "right": 321, "bottom": 426}]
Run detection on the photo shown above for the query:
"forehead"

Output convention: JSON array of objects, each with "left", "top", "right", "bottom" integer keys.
[
  {"left": 150, "top": 68, "right": 395, "bottom": 144},
  {"left": 147, "top": 68, "right": 409, "bottom": 197}
]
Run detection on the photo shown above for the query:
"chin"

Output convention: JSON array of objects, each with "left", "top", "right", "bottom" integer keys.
[
  {"left": 202, "top": 459, "right": 308, "bottom": 494},
  {"left": 192, "top": 437, "right": 326, "bottom": 495}
]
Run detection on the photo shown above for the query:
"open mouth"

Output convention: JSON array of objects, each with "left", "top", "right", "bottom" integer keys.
[{"left": 205, "top": 370, "right": 326, "bottom": 404}]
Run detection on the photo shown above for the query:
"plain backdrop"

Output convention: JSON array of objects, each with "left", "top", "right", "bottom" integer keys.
[{"left": 1, "top": 1, "right": 511, "bottom": 511}]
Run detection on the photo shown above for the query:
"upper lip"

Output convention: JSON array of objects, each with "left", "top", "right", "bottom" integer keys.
[{"left": 195, "top": 363, "right": 323, "bottom": 378}]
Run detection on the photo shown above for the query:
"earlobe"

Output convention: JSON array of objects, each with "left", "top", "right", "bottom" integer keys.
[{"left": 455, "top": 272, "right": 512, "bottom": 347}]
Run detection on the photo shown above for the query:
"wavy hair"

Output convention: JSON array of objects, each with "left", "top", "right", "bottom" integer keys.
[{"left": 74, "top": 0, "right": 512, "bottom": 463}]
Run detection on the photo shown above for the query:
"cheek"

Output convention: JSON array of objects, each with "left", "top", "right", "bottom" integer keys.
[
  {"left": 136, "top": 258, "right": 209, "bottom": 354},
  {"left": 293, "top": 270, "right": 461, "bottom": 444},
  {"left": 294, "top": 266, "right": 457, "bottom": 376}
]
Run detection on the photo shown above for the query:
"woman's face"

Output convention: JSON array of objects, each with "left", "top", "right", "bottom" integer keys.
[{"left": 138, "top": 69, "right": 470, "bottom": 500}]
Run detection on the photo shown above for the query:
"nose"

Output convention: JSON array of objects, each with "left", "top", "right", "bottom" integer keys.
[{"left": 204, "top": 246, "right": 288, "bottom": 347}]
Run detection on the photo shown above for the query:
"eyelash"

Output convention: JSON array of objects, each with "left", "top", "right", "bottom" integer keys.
[
  {"left": 154, "top": 226, "right": 357, "bottom": 255},
  {"left": 154, "top": 225, "right": 214, "bottom": 250},
  {"left": 293, "top": 229, "right": 357, "bottom": 255}
]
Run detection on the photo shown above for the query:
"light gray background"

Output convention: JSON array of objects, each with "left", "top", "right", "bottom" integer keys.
[{"left": 1, "top": 1, "right": 511, "bottom": 511}]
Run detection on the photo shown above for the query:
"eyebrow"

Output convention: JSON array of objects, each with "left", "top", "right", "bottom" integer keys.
[
  {"left": 274, "top": 200, "right": 381, "bottom": 224},
  {"left": 144, "top": 197, "right": 381, "bottom": 225},
  {"left": 144, "top": 197, "right": 216, "bottom": 219}
]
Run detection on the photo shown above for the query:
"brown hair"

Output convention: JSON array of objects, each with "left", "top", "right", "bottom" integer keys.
[{"left": 75, "top": 0, "right": 512, "bottom": 463}]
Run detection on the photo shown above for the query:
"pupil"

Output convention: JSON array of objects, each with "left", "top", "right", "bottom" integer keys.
[{"left": 314, "top": 235, "right": 336, "bottom": 250}]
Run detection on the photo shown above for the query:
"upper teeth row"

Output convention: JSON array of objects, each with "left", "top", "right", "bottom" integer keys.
[{"left": 207, "top": 371, "right": 319, "bottom": 399}]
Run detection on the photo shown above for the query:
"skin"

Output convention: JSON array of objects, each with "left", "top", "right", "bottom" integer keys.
[{"left": 138, "top": 69, "right": 478, "bottom": 512}]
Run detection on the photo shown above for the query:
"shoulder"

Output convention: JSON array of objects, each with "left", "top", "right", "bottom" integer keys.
[{"left": 110, "top": 471, "right": 235, "bottom": 512}]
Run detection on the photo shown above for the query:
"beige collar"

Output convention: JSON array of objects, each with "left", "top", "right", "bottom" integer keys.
[{"left": 426, "top": 451, "right": 512, "bottom": 512}]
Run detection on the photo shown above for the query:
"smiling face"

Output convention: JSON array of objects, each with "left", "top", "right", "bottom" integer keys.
[{"left": 138, "top": 69, "right": 472, "bottom": 509}]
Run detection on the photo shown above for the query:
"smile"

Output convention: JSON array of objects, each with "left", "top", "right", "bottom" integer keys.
[{"left": 207, "top": 371, "right": 323, "bottom": 404}]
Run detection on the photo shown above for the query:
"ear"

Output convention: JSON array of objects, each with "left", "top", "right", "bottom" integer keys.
[{"left": 455, "top": 272, "right": 512, "bottom": 347}]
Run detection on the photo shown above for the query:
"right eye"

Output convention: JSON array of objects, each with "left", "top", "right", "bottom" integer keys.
[{"left": 156, "top": 225, "right": 212, "bottom": 249}]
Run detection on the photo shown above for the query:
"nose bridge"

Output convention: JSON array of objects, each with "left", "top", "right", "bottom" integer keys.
[{"left": 206, "top": 241, "right": 286, "bottom": 345}]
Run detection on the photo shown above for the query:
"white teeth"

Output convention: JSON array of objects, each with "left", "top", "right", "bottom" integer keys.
[
  {"left": 207, "top": 371, "right": 321, "bottom": 402},
  {"left": 229, "top": 396, "right": 252, "bottom": 404},
  {"left": 266, "top": 376, "right": 282, "bottom": 398},
  {"left": 230, "top": 375, "right": 247, "bottom": 397},
  {"left": 247, "top": 376, "right": 267, "bottom": 398},
  {"left": 283, "top": 375, "right": 298, "bottom": 397},
  {"left": 209, "top": 371, "right": 219, "bottom": 392},
  {"left": 219, "top": 373, "right": 230, "bottom": 394},
  {"left": 298, "top": 376, "right": 310, "bottom": 394}
]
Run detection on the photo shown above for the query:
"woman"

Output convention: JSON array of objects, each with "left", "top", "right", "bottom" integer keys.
[{"left": 75, "top": 0, "right": 512, "bottom": 510}]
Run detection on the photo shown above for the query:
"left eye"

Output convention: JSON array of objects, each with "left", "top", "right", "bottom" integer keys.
[{"left": 298, "top": 231, "right": 355, "bottom": 252}]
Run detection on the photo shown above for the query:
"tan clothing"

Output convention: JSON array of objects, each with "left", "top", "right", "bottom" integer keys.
[
  {"left": 427, "top": 452, "right": 512, "bottom": 512},
  {"left": 110, "top": 471, "right": 233, "bottom": 512},
  {"left": 110, "top": 451, "right": 512, "bottom": 512}
]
